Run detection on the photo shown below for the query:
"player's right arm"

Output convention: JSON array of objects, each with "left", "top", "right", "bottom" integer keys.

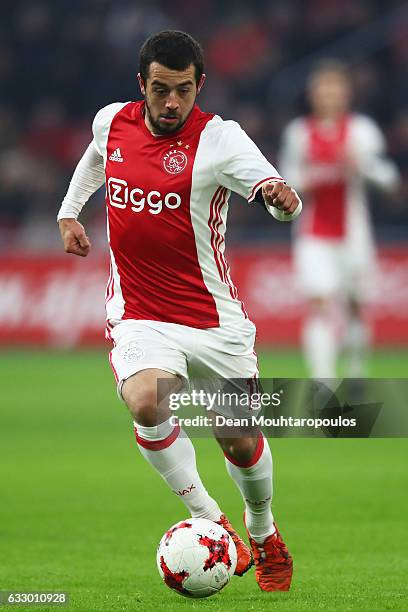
[
  {"left": 59, "top": 218, "right": 92, "bottom": 257},
  {"left": 58, "top": 140, "right": 105, "bottom": 257},
  {"left": 58, "top": 104, "right": 125, "bottom": 257}
]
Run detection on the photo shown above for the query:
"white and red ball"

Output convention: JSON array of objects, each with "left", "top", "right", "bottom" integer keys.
[{"left": 157, "top": 518, "right": 237, "bottom": 598}]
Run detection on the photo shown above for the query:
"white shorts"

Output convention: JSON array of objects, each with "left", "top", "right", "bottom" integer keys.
[
  {"left": 294, "top": 235, "right": 376, "bottom": 300},
  {"left": 109, "top": 318, "right": 258, "bottom": 398}
]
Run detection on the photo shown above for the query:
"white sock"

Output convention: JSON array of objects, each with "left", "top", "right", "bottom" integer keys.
[
  {"left": 303, "top": 314, "right": 337, "bottom": 378},
  {"left": 224, "top": 435, "right": 275, "bottom": 543},
  {"left": 134, "top": 419, "right": 222, "bottom": 521},
  {"left": 344, "top": 317, "right": 370, "bottom": 377}
]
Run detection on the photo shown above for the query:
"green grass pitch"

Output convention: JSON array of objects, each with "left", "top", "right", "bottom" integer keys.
[{"left": 1, "top": 349, "right": 407, "bottom": 611}]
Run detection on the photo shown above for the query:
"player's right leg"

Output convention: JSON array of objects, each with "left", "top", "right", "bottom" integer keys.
[
  {"left": 108, "top": 320, "right": 223, "bottom": 521},
  {"left": 109, "top": 320, "right": 252, "bottom": 575},
  {"left": 121, "top": 368, "right": 223, "bottom": 521},
  {"left": 190, "top": 321, "right": 288, "bottom": 583}
]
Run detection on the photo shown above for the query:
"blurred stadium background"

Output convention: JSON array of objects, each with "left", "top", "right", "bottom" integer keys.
[
  {"left": 0, "top": 0, "right": 408, "bottom": 357},
  {"left": 2, "top": 3, "right": 408, "bottom": 610}
]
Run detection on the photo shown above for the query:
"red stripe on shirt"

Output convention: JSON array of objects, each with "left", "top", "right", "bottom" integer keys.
[
  {"left": 248, "top": 176, "right": 283, "bottom": 202},
  {"left": 209, "top": 186, "right": 226, "bottom": 281},
  {"left": 216, "top": 191, "right": 248, "bottom": 317},
  {"left": 105, "top": 263, "right": 114, "bottom": 305}
]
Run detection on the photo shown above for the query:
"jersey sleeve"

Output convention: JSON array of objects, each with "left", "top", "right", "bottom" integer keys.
[
  {"left": 92, "top": 102, "right": 130, "bottom": 158},
  {"left": 351, "top": 115, "right": 400, "bottom": 192},
  {"left": 57, "top": 140, "right": 105, "bottom": 221},
  {"left": 213, "top": 120, "right": 283, "bottom": 202}
]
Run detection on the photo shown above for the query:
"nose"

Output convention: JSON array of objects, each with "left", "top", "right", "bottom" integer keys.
[{"left": 165, "top": 91, "right": 179, "bottom": 111}]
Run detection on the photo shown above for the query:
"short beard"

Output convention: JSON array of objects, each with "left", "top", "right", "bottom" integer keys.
[{"left": 144, "top": 99, "right": 190, "bottom": 135}]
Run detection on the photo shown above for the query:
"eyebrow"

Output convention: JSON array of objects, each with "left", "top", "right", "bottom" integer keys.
[{"left": 151, "top": 79, "right": 194, "bottom": 87}]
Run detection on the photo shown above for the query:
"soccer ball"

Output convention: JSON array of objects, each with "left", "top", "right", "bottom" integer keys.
[{"left": 157, "top": 518, "right": 237, "bottom": 598}]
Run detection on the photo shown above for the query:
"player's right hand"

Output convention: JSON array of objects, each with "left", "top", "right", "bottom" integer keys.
[{"left": 58, "top": 218, "right": 91, "bottom": 257}]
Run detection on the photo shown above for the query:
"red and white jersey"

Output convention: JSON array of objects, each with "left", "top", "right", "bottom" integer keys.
[
  {"left": 279, "top": 113, "right": 399, "bottom": 240},
  {"left": 91, "top": 101, "right": 281, "bottom": 330}
]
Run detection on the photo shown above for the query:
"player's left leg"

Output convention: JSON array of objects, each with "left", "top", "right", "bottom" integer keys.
[
  {"left": 294, "top": 237, "right": 343, "bottom": 379},
  {"left": 191, "top": 322, "right": 274, "bottom": 542},
  {"left": 342, "top": 220, "right": 376, "bottom": 378},
  {"left": 212, "top": 426, "right": 292, "bottom": 591},
  {"left": 344, "top": 297, "right": 370, "bottom": 377},
  {"left": 190, "top": 321, "right": 293, "bottom": 590},
  {"left": 213, "top": 427, "right": 274, "bottom": 543}
]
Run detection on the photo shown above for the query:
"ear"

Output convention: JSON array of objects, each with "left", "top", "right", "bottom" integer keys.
[
  {"left": 197, "top": 73, "right": 206, "bottom": 94},
  {"left": 137, "top": 73, "right": 146, "bottom": 95}
]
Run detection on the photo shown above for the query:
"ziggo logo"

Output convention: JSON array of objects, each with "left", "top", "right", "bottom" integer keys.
[{"left": 107, "top": 178, "right": 181, "bottom": 215}]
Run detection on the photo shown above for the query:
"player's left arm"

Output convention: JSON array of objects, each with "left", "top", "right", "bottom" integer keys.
[
  {"left": 351, "top": 115, "right": 400, "bottom": 193},
  {"left": 260, "top": 180, "right": 302, "bottom": 221},
  {"left": 213, "top": 120, "right": 302, "bottom": 222}
]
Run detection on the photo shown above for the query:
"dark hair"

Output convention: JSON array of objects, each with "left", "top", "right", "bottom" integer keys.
[
  {"left": 139, "top": 30, "right": 204, "bottom": 85},
  {"left": 308, "top": 58, "right": 350, "bottom": 83}
]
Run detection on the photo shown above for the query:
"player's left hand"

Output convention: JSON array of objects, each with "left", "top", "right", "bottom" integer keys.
[{"left": 262, "top": 181, "right": 300, "bottom": 215}]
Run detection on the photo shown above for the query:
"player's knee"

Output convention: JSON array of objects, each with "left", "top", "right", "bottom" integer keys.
[
  {"left": 348, "top": 297, "right": 362, "bottom": 318},
  {"left": 122, "top": 381, "right": 158, "bottom": 425},
  {"left": 222, "top": 437, "right": 259, "bottom": 464},
  {"left": 308, "top": 296, "right": 329, "bottom": 314}
]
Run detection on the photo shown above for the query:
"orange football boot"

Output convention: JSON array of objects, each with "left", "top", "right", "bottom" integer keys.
[
  {"left": 245, "top": 518, "right": 293, "bottom": 591},
  {"left": 217, "top": 514, "right": 254, "bottom": 576}
]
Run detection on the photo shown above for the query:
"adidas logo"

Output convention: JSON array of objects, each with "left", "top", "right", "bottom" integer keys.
[{"left": 109, "top": 148, "right": 124, "bottom": 162}]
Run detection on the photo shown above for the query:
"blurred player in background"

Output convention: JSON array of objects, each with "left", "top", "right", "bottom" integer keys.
[
  {"left": 279, "top": 60, "right": 400, "bottom": 378},
  {"left": 57, "top": 31, "right": 301, "bottom": 591}
]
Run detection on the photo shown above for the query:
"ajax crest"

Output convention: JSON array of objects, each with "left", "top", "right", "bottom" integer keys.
[
  {"left": 121, "top": 341, "right": 145, "bottom": 363},
  {"left": 162, "top": 149, "right": 188, "bottom": 175}
]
